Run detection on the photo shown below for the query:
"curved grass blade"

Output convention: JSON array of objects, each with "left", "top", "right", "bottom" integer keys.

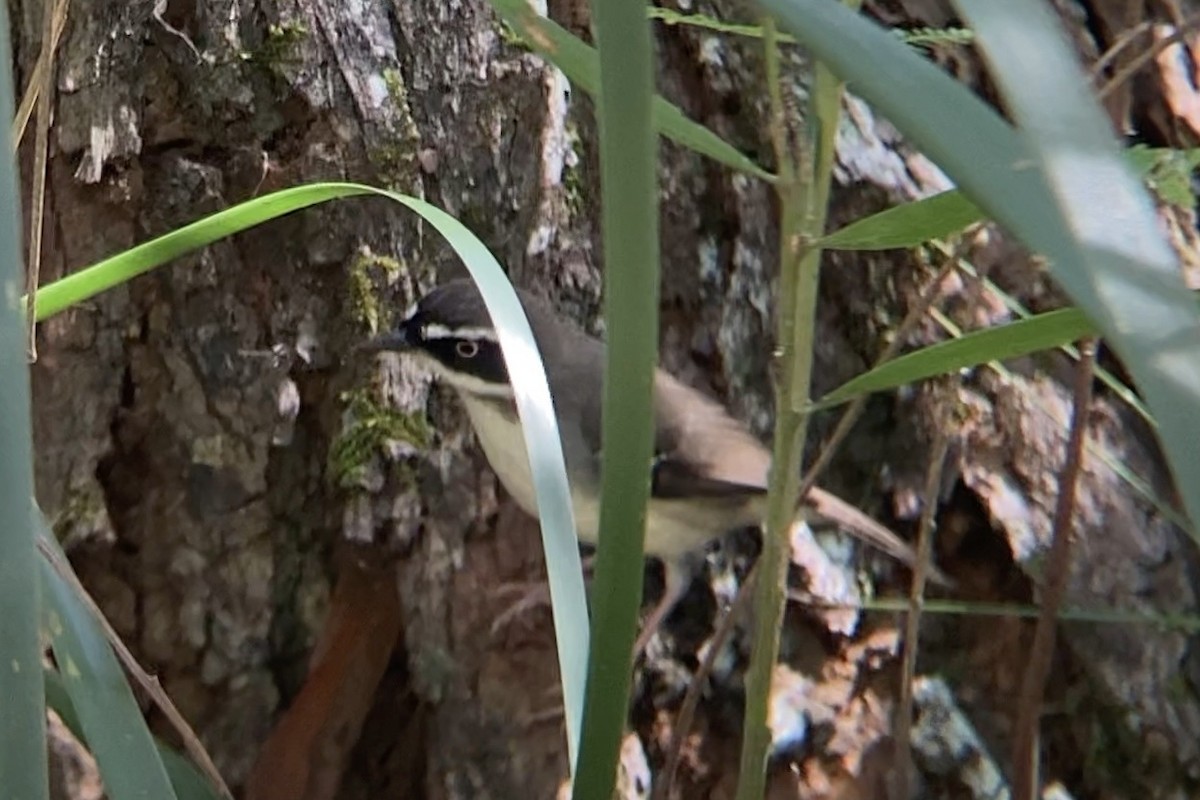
[
  {"left": 814, "top": 306, "right": 1095, "bottom": 408},
  {"left": 487, "top": 0, "right": 775, "bottom": 183},
  {"left": 38, "top": 516, "right": 179, "bottom": 800},
  {"left": 30, "top": 182, "right": 589, "bottom": 772},
  {"left": 818, "top": 189, "right": 983, "bottom": 250},
  {"left": 44, "top": 668, "right": 222, "bottom": 800},
  {"left": 0, "top": 1, "right": 47, "bottom": 795},
  {"left": 753, "top": 0, "right": 1200, "bottom": 536},
  {"left": 33, "top": 186, "right": 353, "bottom": 321}
]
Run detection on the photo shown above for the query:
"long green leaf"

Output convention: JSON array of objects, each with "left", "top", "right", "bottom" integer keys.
[
  {"left": 43, "top": 668, "right": 223, "bottom": 800},
  {"left": 0, "top": 0, "right": 47, "bottom": 795},
  {"left": 754, "top": 0, "right": 1200, "bottom": 537},
  {"left": 38, "top": 518, "right": 179, "bottom": 800},
  {"left": 31, "top": 183, "right": 589, "bottom": 768},
  {"left": 815, "top": 307, "right": 1095, "bottom": 408},
  {"left": 953, "top": 0, "right": 1200, "bottom": 530},
  {"left": 488, "top": 0, "right": 775, "bottom": 183},
  {"left": 818, "top": 189, "right": 983, "bottom": 250},
  {"left": 572, "top": 0, "right": 659, "bottom": 797}
]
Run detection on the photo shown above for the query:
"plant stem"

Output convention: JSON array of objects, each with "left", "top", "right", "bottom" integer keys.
[
  {"left": 1011, "top": 338, "right": 1096, "bottom": 800},
  {"left": 735, "top": 7, "right": 852, "bottom": 794}
]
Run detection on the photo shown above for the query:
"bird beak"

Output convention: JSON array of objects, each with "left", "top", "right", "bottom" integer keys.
[{"left": 356, "top": 321, "right": 413, "bottom": 354}]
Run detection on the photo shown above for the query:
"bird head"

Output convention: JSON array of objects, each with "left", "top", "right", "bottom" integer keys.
[{"left": 361, "top": 279, "right": 514, "bottom": 399}]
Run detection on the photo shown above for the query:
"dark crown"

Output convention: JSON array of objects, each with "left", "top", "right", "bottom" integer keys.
[{"left": 409, "top": 278, "right": 498, "bottom": 332}]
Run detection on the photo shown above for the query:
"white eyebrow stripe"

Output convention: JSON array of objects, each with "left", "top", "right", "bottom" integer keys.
[{"left": 422, "top": 324, "right": 499, "bottom": 342}]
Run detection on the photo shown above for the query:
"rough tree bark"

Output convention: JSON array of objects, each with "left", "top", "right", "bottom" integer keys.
[{"left": 17, "top": 0, "right": 1200, "bottom": 798}]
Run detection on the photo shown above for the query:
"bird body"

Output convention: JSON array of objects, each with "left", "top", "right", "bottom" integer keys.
[
  {"left": 457, "top": 387, "right": 765, "bottom": 564},
  {"left": 367, "top": 278, "right": 940, "bottom": 649}
]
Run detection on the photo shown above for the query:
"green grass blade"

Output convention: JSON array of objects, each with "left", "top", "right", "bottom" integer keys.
[
  {"left": 571, "top": 0, "right": 659, "bottom": 797},
  {"left": 43, "top": 669, "right": 223, "bottom": 800},
  {"left": 38, "top": 518, "right": 179, "bottom": 800},
  {"left": 487, "top": 0, "right": 775, "bottom": 183},
  {"left": 817, "top": 189, "right": 983, "bottom": 250},
  {"left": 407, "top": 200, "right": 590, "bottom": 769},
  {"left": 30, "top": 182, "right": 589, "bottom": 770},
  {"left": 814, "top": 306, "right": 1096, "bottom": 408},
  {"left": 755, "top": 0, "right": 1200, "bottom": 535},
  {"left": 0, "top": 1, "right": 48, "bottom": 796}
]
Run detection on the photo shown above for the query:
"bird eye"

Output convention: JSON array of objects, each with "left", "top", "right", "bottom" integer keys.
[{"left": 455, "top": 340, "right": 479, "bottom": 358}]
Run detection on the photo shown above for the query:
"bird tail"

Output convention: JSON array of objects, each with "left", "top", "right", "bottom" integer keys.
[{"left": 803, "top": 487, "right": 954, "bottom": 588}]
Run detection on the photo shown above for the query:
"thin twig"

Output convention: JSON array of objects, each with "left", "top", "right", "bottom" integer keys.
[
  {"left": 1096, "top": 14, "right": 1200, "bottom": 101},
  {"left": 784, "top": 593, "right": 1200, "bottom": 629},
  {"left": 733, "top": 12, "right": 815, "bottom": 800},
  {"left": 892, "top": 427, "right": 950, "bottom": 800},
  {"left": 800, "top": 236, "right": 969, "bottom": 497},
  {"left": 1010, "top": 339, "right": 1097, "bottom": 800},
  {"left": 1088, "top": 20, "right": 1155, "bottom": 81},
  {"left": 655, "top": 566, "right": 760, "bottom": 800},
  {"left": 36, "top": 538, "right": 234, "bottom": 800}
]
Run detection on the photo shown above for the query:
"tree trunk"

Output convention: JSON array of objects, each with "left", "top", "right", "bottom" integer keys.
[{"left": 19, "top": 0, "right": 1200, "bottom": 798}]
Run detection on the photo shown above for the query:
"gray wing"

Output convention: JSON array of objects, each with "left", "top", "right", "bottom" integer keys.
[
  {"left": 571, "top": 362, "right": 770, "bottom": 499},
  {"left": 650, "top": 371, "right": 772, "bottom": 497},
  {"left": 569, "top": 350, "right": 949, "bottom": 584}
]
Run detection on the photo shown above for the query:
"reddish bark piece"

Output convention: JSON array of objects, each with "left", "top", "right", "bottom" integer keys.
[{"left": 246, "top": 561, "right": 403, "bottom": 800}]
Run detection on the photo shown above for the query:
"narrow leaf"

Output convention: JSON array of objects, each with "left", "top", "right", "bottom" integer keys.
[
  {"left": 818, "top": 189, "right": 984, "bottom": 250},
  {"left": 572, "top": 0, "right": 658, "bottom": 796},
  {"left": 816, "top": 307, "right": 1095, "bottom": 408},
  {"left": 956, "top": 0, "right": 1200, "bottom": 535}
]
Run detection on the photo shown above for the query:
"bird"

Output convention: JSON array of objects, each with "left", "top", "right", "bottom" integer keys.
[{"left": 363, "top": 278, "right": 946, "bottom": 654}]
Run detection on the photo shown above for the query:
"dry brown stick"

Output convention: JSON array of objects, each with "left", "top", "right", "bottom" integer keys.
[
  {"left": 656, "top": 239, "right": 967, "bottom": 799},
  {"left": 23, "top": 0, "right": 70, "bottom": 361},
  {"left": 892, "top": 427, "right": 950, "bottom": 800},
  {"left": 654, "top": 565, "right": 760, "bottom": 800},
  {"left": 11, "top": 0, "right": 68, "bottom": 148},
  {"left": 1010, "top": 338, "right": 1097, "bottom": 800},
  {"left": 36, "top": 537, "right": 234, "bottom": 800}
]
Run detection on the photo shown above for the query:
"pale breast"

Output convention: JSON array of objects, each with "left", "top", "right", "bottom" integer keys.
[
  {"left": 459, "top": 393, "right": 542, "bottom": 517},
  {"left": 459, "top": 393, "right": 604, "bottom": 542},
  {"left": 458, "top": 392, "right": 756, "bottom": 559}
]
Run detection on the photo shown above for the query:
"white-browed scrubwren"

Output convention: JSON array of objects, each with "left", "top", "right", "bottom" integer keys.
[{"left": 364, "top": 278, "right": 949, "bottom": 654}]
